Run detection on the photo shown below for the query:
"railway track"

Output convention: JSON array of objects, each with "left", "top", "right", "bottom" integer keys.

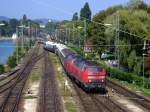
[
  {"left": 90, "top": 95, "right": 127, "bottom": 112},
  {"left": 0, "top": 69, "right": 19, "bottom": 81},
  {"left": 37, "top": 51, "right": 64, "bottom": 112},
  {"left": 72, "top": 82, "right": 128, "bottom": 112},
  {"left": 107, "top": 80, "right": 150, "bottom": 111},
  {"left": 0, "top": 46, "right": 44, "bottom": 94},
  {"left": 0, "top": 44, "right": 41, "bottom": 112},
  {"left": 0, "top": 70, "right": 20, "bottom": 93}
]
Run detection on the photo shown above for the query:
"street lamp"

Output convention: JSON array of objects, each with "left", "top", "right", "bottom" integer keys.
[{"left": 18, "top": 25, "right": 25, "bottom": 49}]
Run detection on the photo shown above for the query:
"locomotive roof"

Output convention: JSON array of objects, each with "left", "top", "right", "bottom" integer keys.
[
  {"left": 85, "top": 61, "right": 98, "bottom": 66},
  {"left": 75, "top": 56, "right": 98, "bottom": 66}
]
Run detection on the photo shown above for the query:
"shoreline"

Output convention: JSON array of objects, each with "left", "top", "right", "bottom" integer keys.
[{"left": 0, "top": 37, "right": 13, "bottom": 41}]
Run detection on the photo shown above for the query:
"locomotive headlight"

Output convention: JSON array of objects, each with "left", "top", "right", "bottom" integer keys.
[
  {"left": 89, "top": 80, "right": 92, "bottom": 82},
  {"left": 98, "top": 76, "right": 105, "bottom": 79}
]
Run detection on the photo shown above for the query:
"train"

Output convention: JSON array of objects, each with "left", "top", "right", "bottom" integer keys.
[
  {"left": 44, "top": 41, "right": 107, "bottom": 92},
  {"left": 44, "top": 41, "right": 57, "bottom": 53}
]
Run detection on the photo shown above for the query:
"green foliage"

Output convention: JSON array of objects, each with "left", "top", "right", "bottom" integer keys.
[
  {"left": 133, "top": 61, "right": 142, "bottom": 75},
  {"left": 103, "top": 9, "right": 150, "bottom": 73},
  {"left": 127, "top": 0, "right": 149, "bottom": 11},
  {"left": 7, "top": 56, "right": 17, "bottom": 68},
  {"left": 107, "top": 67, "right": 150, "bottom": 89},
  {"left": 127, "top": 0, "right": 143, "bottom": 9},
  {"left": 22, "top": 14, "right": 27, "bottom": 25},
  {"left": 0, "top": 64, "right": 4, "bottom": 74},
  {"left": 9, "top": 19, "right": 19, "bottom": 33},
  {"left": 0, "top": 16, "right": 39, "bottom": 37},
  {"left": 145, "top": 57, "right": 150, "bottom": 78},
  {"left": 119, "top": 40, "right": 131, "bottom": 65},
  {"left": 45, "top": 21, "right": 59, "bottom": 34},
  {"left": 7, "top": 43, "right": 31, "bottom": 69},
  {"left": 127, "top": 50, "right": 137, "bottom": 71},
  {"left": 72, "top": 12, "right": 78, "bottom": 21},
  {"left": 90, "top": 5, "right": 124, "bottom": 55},
  {"left": 80, "top": 2, "right": 92, "bottom": 21}
]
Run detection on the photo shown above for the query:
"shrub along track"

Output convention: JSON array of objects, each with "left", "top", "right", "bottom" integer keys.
[
  {"left": 0, "top": 43, "right": 42, "bottom": 112},
  {"left": 37, "top": 51, "right": 64, "bottom": 112},
  {"left": 107, "top": 80, "right": 150, "bottom": 111}
]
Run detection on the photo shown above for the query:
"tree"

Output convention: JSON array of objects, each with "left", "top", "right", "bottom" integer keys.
[
  {"left": 0, "top": 64, "right": 4, "bottom": 74},
  {"left": 80, "top": 2, "right": 92, "bottom": 21},
  {"left": 23, "top": 14, "right": 27, "bottom": 21},
  {"left": 127, "top": 0, "right": 143, "bottom": 9},
  {"left": 7, "top": 56, "right": 17, "bottom": 68},
  {"left": 72, "top": 12, "right": 78, "bottom": 21},
  {"left": 137, "top": 1, "right": 148, "bottom": 10},
  {"left": 127, "top": 50, "right": 137, "bottom": 71},
  {"left": 22, "top": 14, "right": 27, "bottom": 25},
  {"left": 134, "top": 61, "right": 142, "bottom": 75},
  {"left": 45, "top": 21, "right": 59, "bottom": 34},
  {"left": 9, "top": 19, "right": 19, "bottom": 33},
  {"left": 90, "top": 5, "right": 124, "bottom": 55}
]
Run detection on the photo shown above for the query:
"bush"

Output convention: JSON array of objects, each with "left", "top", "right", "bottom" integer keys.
[
  {"left": 7, "top": 56, "right": 17, "bottom": 68},
  {"left": 107, "top": 67, "right": 150, "bottom": 89},
  {"left": 0, "top": 64, "right": 4, "bottom": 74}
]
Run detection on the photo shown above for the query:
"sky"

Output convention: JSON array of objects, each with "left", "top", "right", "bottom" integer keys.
[{"left": 0, "top": 0, "right": 150, "bottom": 20}]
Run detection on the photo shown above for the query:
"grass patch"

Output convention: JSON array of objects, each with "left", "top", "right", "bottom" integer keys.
[
  {"left": 30, "top": 73, "right": 40, "bottom": 82},
  {"left": 65, "top": 100, "right": 77, "bottom": 112},
  {"left": 24, "top": 95, "right": 37, "bottom": 99}
]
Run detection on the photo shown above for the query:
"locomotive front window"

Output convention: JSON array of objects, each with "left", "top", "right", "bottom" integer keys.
[{"left": 88, "top": 67, "right": 102, "bottom": 72}]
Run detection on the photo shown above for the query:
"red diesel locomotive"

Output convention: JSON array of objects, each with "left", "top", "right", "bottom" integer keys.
[{"left": 56, "top": 44, "right": 107, "bottom": 91}]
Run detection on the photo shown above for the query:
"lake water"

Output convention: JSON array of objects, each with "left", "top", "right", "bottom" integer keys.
[{"left": 0, "top": 39, "right": 16, "bottom": 64}]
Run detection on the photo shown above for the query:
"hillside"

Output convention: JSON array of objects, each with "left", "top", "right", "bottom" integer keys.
[{"left": 0, "top": 16, "right": 10, "bottom": 22}]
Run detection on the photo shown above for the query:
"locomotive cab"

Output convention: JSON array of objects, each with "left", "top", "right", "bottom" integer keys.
[{"left": 83, "top": 61, "right": 106, "bottom": 90}]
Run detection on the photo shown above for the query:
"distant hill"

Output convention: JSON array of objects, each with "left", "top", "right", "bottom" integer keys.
[
  {"left": 34, "top": 18, "right": 49, "bottom": 24},
  {"left": 0, "top": 16, "right": 10, "bottom": 22},
  {"left": 34, "top": 18, "right": 58, "bottom": 24}
]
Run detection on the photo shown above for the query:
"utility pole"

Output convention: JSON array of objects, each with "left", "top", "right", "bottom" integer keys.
[
  {"left": 58, "top": 29, "right": 60, "bottom": 43},
  {"left": 142, "top": 40, "right": 147, "bottom": 90},
  {"left": 115, "top": 14, "right": 120, "bottom": 68},
  {"left": 84, "top": 19, "right": 87, "bottom": 51},
  {"left": 28, "top": 21, "right": 30, "bottom": 37},
  {"left": 21, "top": 20, "right": 24, "bottom": 51},
  {"left": 73, "top": 24, "right": 75, "bottom": 45},
  {"left": 78, "top": 28, "right": 80, "bottom": 48},
  {"left": 68, "top": 28, "right": 70, "bottom": 45},
  {"left": 16, "top": 27, "right": 18, "bottom": 65},
  {"left": 66, "top": 28, "right": 68, "bottom": 44},
  {"left": 28, "top": 21, "right": 30, "bottom": 49}
]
